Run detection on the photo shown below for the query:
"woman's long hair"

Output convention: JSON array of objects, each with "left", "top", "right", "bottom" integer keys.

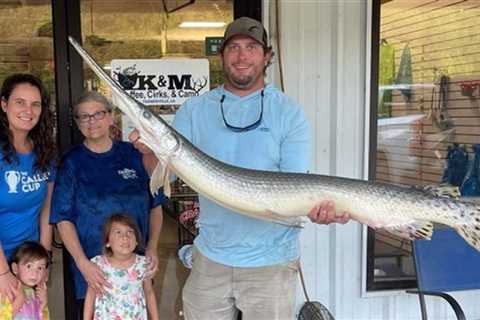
[{"left": 0, "top": 73, "right": 56, "bottom": 172}]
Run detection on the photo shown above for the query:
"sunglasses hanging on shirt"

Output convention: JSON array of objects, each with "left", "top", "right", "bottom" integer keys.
[{"left": 220, "top": 90, "right": 264, "bottom": 132}]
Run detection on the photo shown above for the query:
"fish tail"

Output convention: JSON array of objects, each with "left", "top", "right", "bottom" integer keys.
[{"left": 454, "top": 203, "right": 480, "bottom": 251}]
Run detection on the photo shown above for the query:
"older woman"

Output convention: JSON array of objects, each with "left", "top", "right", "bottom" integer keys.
[
  {"left": 50, "top": 91, "right": 165, "bottom": 318},
  {"left": 0, "top": 74, "right": 55, "bottom": 301}
]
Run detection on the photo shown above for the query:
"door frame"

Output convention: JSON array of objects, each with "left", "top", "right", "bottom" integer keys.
[{"left": 51, "top": 0, "right": 262, "bottom": 317}]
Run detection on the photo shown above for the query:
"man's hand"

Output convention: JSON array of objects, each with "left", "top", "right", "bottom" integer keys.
[
  {"left": 308, "top": 200, "right": 350, "bottom": 225},
  {"left": 128, "top": 129, "right": 153, "bottom": 154},
  {"left": 128, "top": 129, "right": 158, "bottom": 175},
  {"left": 78, "top": 258, "right": 110, "bottom": 296}
]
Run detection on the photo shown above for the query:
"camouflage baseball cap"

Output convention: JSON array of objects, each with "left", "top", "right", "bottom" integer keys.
[{"left": 223, "top": 17, "right": 268, "bottom": 47}]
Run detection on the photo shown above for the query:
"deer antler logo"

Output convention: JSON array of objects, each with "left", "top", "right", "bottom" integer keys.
[{"left": 191, "top": 76, "right": 208, "bottom": 94}]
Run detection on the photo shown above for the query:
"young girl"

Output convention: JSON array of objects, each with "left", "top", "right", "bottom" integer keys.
[
  {"left": 83, "top": 213, "right": 158, "bottom": 320},
  {"left": 0, "top": 241, "right": 50, "bottom": 320}
]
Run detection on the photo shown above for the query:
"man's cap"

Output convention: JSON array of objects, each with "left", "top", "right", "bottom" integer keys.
[{"left": 223, "top": 17, "right": 268, "bottom": 48}]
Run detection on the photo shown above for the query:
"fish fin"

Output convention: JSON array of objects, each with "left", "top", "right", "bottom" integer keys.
[
  {"left": 416, "top": 184, "right": 461, "bottom": 200},
  {"left": 150, "top": 162, "right": 171, "bottom": 198},
  {"left": 381, "top": 220, "right": 433, "bottom": 240},
  {"left": 263, "top": 210, "right": 306, "bottom": 228},
  {"left": 163, "top": 167, "right": 172, "bottom": 198},
  {"left": 455, "top": 224, "right": 480, "bottom": 252},
  {"left": 454, "top": 204, "right": 480, "bottom": 251}
]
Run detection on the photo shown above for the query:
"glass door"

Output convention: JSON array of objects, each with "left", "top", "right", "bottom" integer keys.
[{"left": 78, "top": 1, "right": 233, "bottom": 318}]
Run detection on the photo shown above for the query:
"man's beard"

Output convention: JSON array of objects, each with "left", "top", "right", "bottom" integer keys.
[
  {"left": 224, "top": 66, "right": 256, "bottom": 89},
  {"left": 230, "top": 75, "right": 254, "bottom": 88}
]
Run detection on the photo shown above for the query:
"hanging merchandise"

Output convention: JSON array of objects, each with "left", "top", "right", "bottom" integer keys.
[
  {"left": 459, "top": 80, "right": 480, "bottom": 98},
  {"left": 442, "top": 144, "right": 469, "bottom": 187},
  {"left": 395, "top": 44, "right": 412, "bottom": 102},
  {"left": 378, "top": 39, "right": 395, "bottom": 118},
  {"left": 431, "top": 75, "right": 453, "bottom": 131},
  {"left": 460, "top": 144, "right": 480, "bottom": 196}
]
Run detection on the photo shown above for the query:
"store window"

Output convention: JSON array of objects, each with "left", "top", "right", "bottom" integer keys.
[
  {"left": 0, "top": 1, "right": 56, "bottom": 113},
  {"left": 368, "top": 0, "right": 480, "bottom": 291}
]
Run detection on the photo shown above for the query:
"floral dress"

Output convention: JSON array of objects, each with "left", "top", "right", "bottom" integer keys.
[{"left": 91, "top": 254, "right": 147, "bottom": 320}]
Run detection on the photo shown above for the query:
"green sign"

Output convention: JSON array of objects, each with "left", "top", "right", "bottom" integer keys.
[{"left": 205, "top": 37, "right": 224, "bottom": 56}]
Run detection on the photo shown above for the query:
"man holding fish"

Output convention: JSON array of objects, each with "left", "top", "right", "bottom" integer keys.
[
  {"left": 69, "top": 13, "right": 480, "bottom": 319},
  {"left": 166, "top": 17, "right": 350, "bottom": 320}
]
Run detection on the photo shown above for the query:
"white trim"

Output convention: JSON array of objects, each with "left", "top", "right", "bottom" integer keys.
[
  {"left": 263, "top": 0, "right": 275, "bottom": 86},
  {"left": 364, "top": 0, "right": 372, "bottom": 181},
  {"left": 361, "top": 0, "right": 373, "bottom": 298}
]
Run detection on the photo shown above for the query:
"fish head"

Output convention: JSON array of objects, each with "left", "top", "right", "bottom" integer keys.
[{"left": 68, "top": 36, "right": 180, "bottom": 159}]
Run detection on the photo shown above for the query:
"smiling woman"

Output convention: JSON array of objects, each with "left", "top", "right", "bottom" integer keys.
[
  {"left": 73, "top": 92, "right": 114, "bottom": 147},
  {"left": 0, "top": 73, "right": 56, "bottom": 303},
  {"left": 2, "top": 84, "right": 42, "bottom": 137}
]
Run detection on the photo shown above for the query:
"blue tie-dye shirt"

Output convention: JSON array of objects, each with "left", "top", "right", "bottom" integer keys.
[{"left": 50, "top": 141, "right": 166, "bottom": 299}]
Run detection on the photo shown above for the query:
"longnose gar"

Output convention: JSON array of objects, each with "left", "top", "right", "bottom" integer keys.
[{"left": 68, "top": 37, "right": 480, "bottom": 251}]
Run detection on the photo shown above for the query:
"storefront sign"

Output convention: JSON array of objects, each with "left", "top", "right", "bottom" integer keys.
[
  {"left": 205, "top": 37, "right": 224, "bottom": 55},
  {"left": 110, "top": 59, "right": 210, "bottom": 106}
]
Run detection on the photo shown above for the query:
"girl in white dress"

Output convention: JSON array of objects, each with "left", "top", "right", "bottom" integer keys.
[{"left": 83, "top": 213, "right": 158, "bottom": 320}]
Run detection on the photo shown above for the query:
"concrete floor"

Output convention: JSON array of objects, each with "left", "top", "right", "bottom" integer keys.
[{"left": 47, "top": 215, "right": 190, "bottom": 319}]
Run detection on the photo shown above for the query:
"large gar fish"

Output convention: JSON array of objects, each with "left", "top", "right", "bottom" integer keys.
[{"left": 68, "top": 37, "right": 480, "bottom": 252}]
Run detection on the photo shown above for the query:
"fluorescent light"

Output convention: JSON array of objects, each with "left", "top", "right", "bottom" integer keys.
[{"left": 179, "top": 21, "right": 226, "bottom": 28}]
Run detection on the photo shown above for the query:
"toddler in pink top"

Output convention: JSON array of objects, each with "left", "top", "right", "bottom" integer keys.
[{"left": 0, "top": 241, "right": 49, "bottom": 320}]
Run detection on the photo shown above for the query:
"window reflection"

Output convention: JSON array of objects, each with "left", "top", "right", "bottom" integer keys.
[
  {"left": 0, "top": 1, "right": 55, "bottom": 101},
  {"left": 370, "top": 0, "right": 480, "bottom": 290}
]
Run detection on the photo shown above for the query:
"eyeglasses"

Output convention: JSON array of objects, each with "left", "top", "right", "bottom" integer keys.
[
  {"left": 75, "top": 110, "right": 110, "bottom": 123},
  {"left": 220, "top": 90, "right": 264, "bottom": 132}
]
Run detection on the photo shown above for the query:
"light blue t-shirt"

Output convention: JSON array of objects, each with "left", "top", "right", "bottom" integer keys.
[
  {"left": 173, "top": 84, "right": 310, "bottom": 267},
  {"left": 0, "top": 152, "right": 55, "bottom": 259}
]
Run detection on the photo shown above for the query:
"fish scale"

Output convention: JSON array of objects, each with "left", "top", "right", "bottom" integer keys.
[{"left": 68, "top": 36, "right": 480, "bottom": 252}]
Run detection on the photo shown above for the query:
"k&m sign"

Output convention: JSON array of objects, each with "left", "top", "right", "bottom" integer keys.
[{"left": 110, "top": 59, "right": 209, "bottom": 106}]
